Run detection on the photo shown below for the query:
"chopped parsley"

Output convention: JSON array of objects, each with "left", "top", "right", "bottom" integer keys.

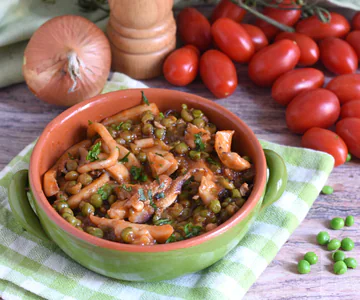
[
  {"left": 119, "top": 151, "right": 130, "bottom": 163},
  {"left": 159, "top": 112, "right": 165, "bottom": 119},
  {"left": 155, "top": 192, "right": 165, "bottom": 200},
  {"left": 86, "top": 142, "right": 101, "bottom": 162},
  {"left": 155, "top": 153, "right": 164, "bottom": 157},
  {"left": 67, "top": 152, "right": 75, "bottom": 160},
  {"left": 141, "top": 91, "right": 150, "bottom": 106},
  {"left": 166, "top": 234, "right": 177, "bottom": 243},
  {"left": 88, "top": 120, "right": 93, "bottom": 125},
  {"left": 121, "top": 184, "right": 132, "bottom": 192},
  {"left": 97, "top": 186, "right": 108, "bottom": 200},
  {"left": 155, "top": 176, "right": 160, "bottom": 184},
  {"left": 115, "top": 122, "right": 124, "bottom": 131},
  {"left": 194, "top": 133, "right": 205, "bottom": 151},
  {"left": 154, "top": 219, "right": 172, "bottom": 226},
  {"left": 150, "top": 199, "right": 157, "bottom": 209},
  {"left": 206, "top": 157, "right": 220, "bottom": 166},
  {"left": 184, "top": 223, "right": 202, "bottom": 238},
  {"left": 130, "top": 166, "right": 148, "bottom": 182},
  {"left": 138, "top": 188, "right": 146, "bottom": 201}
]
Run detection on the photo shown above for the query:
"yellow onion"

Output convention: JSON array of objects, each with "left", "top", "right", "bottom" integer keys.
[{"left": 23, "top": 15, "right": 111, "bottom": 106}]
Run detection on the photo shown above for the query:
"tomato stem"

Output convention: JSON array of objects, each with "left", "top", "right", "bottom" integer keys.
[{"left": 231, "top": 0, "right": 296, "bottom": 33}]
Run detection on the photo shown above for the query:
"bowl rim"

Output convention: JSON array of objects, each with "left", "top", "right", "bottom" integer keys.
[{"left": 29, "top": 88, "right": 267, "bottom": 253}]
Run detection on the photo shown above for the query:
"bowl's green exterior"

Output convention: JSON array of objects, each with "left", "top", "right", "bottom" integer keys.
[{"left": 30, "top": 189, "right": 263, "bottom": 281}]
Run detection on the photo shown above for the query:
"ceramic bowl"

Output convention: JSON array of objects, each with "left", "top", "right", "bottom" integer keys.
[{"left": 8, "top": 89, "right": 287, "bottom": 281}]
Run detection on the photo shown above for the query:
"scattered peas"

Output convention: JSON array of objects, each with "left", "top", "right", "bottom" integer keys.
[
  {"left": 344, "top": 257, "right": 357, "bottom": 269},
  {"left": 345, "top": 216, "right": 354, "bottom": 227},
  {"left": 327, "top": 238, "right": 341, "bottom": 251},
  {"left": 81, "top": 203, "right": 95, "bottom": 217},
  {"left": 209, "top": 199, "right": 221, "bottom": 214},
  {"left": 317, "top": 231, "right": 330, "bottom": 245},
  {"left": 304, "top": 252, "right": 318, "bottom": 265},
  {"left": 321, "top": 185, "right": 334, "bottom": 195},
  {"left": 90, "top": 194, "right": 103, "bottom": 208},
  {"left": 346, "top": 153, "right": 352, "bottom": 162},
  {"left": 341, "top": 237, "right": 354, "bottom": 251},
  {"left": 298, "top": 260, "right": 311, "bottom": 274},
  {"left": 330, "top": 217, "right": 345, "bottom": 230},
  {"left": 334, "top": 261, "right": 347, "bottom": 275},
  {"left": 332, "top": 250, "right": 345, "bottom": 262},
  {"left": 85, "top": 226, "right": 104, "bottom": 238}
]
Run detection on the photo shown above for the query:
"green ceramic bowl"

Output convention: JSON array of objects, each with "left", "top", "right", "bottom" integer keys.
[{"left": 8, "top": 89, "right": 287, "bottom": 282}]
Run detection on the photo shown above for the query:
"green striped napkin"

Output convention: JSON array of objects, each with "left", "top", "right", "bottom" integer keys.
[{"left": 0, "top": 74, "right": 334, "bottom": 300}]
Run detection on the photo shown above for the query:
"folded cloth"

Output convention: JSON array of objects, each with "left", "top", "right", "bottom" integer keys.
[{"left": 0, "top": 75, "right": 334, "bottom": 300}]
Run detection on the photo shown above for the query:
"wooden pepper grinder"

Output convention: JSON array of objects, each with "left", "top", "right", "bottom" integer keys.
[{"left": 107, "top": 0, "right": 176, "bottom": 79}]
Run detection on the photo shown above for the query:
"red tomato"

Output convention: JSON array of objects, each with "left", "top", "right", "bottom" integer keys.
[
  {"left": 352, "top": 12, "right": 360, "bottom": 30},
  {"left": 200, "top": 50, "right": 237, "bottom": 98},
  {"left": 336, "top": 118, "right": 360, "bottom": 158},
  {"left": 211, "top": 18, "right": 254, "bottom": 63},
  {"left": 286, "top": 89, "right": 340, "bottom": 134},
  {"left": 346, "top": 31, "right": 360, "bottom": 59},
  {"left": 211, "top": 0, "right": 246, "bottom": 23},
  {"left": 327, "top": 74, "right": 360, "bottom": 104},
  {"left": 184, "top": 45, "right": 200, "bottom": 57},
  {"left": 177, "top": 8, "right": 211, "bottom": 52},
  {"left": 242, "top": 24, "right": 269, "bottom": 52},
  {"left": 341, "top": 100, "right": 360, "bottom": 119},
  {"left": 319, "top": 38, "right": 358, "bottom": 75},
  {"left": 296, "top": 13, "right": 350, "bottom": 41},
  {"left": 163, "top": 47, "right": 199, "bottom": 86},
  {"left": 275, "top": 32, "right": 319, "bottom": 66},
  {"left": 248, "top": 39, "right": 300, "bottom": 87},
  {"left": 272, "top": 68, "right": 324, "bottom": 106},
  {"left": 302, "top": 128, "right": 348, "bottom": 167},
  {"left": 255, "top": 1, "right": 301, "bottom": 40}
]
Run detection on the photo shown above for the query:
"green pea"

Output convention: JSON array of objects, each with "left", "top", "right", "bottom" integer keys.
[
  {"left": 141, "top": 111, "right": 154, "bottom": 123},
  {"left": 120, "top": 130, "right": 135, "bottom": 143},
  {"left": 81, "top": 203, "right": 95, "bottom": 216},
  {"left": 115, "top": 137, "right": 126, "bottom": 145},
  {"left": 317, "top": 231, "right": 330, "bottom": 245},
  {"left": 200, "top": 209, "right": 211, "bottom": 218},
  {"left": 155, "top": 128, "right": 165, "bottom": 140},
  {"left": 334, "top": 261, "right": 347, "bottom": 275},
  {"left": 344, "top": 257, "right": 357, "bottom": 269},
  {"left": 297, "top": 260, "right": 311, "bottom": 274},
  {"left": 345, "top": 215, "right": 354, "bottom": 227},
  {"left": 205, "top": 123, "right": 217, "bottom": 134},
  {"left": 341, "top": 237, "right": 354, "bottom": 251},
  {"left": 162, "top": 116, "right": 176, "bottom": 128},
  {"left": 192, "top": 118, "right": 205, "bottom": 128},
  {"left": 181, "top": 104, "right": 188, "bottom": 110},
  {"left": 77, "top": 173, "right": 93, "bottom": 186},
  {"left": 66, "top": 160, "right": 78, "bottom": 172},
  {"left": 221, "top": 197, "right": 232, "bottom": 208},
  {"left": 55, "top": 201, "right": 69, "bottom": 212},
  {"left": 207, "top": 199, "right": 221, "bottom": 214},
  {"left": 102, "top": 184, "right": 112, "bottom": 195},
  {"left": 189, "top": 150, "right": 201, "bottom": 160},
  {"left": 218, "top": 177, "right": 235, "bottom": 190},
  {"left": 107, "top": 127, "right": 117, "bottom": 138},
  {"left": 59, "top": 207, "right": 73, "bottom": 216},
  {"left": 346, "top": 153, "right": 352, "bottom": 162},
  {"left": 327, "top": 238, "right": 341, "bottom": 251},
  {"left": 332, "top": 250, "right": 345, "bottom": 262},
  {"left": 330, "top": 217, "right": 345, "bottom": 230},
  {"left": 304, "top": 252, "right": 318, "bottom": 265},
  {"left": 322, "top": 185, "right": 334, "bottom": 195},
  {"left": 136, "top": 152, "right": 147, "bottom": 163},
  {"left": 121, "top": 227, "right": 134, "bottom": 243},
  {"left": 174, "top": 142, "right": 189, "bottom": 154},
  {"left": 231, "top": 189, "right": 241, "bottom": 198},
  {"left": 85, "top": 226, "right": 104, "bottom": 238},
  {"left": 61, "top": 212, "right": 73, "bottom": 219},
  {"left": 108, "top": 194, "right": 117, "bottom": 205},
  {"left": 65, "top": 170, "right": 79, "bottom": 181},
  {"left": 65, "top": 215, "right": 80, "bottom": 227},
  {"left": 192, "top": 109, "right": 203, "bottom": 118},
  {"left": 235, "top": 197, "right": 245, "bottom": 207},
  {"left": 122, "top": 121, "right": 132, "bottom": 131},
  {"left": 90, "top": 193, "right": 103, "bottom": 208},
  {"left": 142, "top": 123, "right": 154, "bottom": 135},
  {"left": 181, "top": 109, "right": 194, "bottom": 122}
]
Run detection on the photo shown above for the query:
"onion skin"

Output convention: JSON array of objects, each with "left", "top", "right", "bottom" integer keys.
[{"left": 23, "top": 15, "right": 111, "bottom": 106}]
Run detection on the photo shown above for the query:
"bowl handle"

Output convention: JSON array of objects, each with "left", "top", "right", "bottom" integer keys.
[
  {"left": 262, "top": 149, "right": 288, "bottom": 210},
  {"left": 8, "top": 169, "right": 49, "bottom": 241}
]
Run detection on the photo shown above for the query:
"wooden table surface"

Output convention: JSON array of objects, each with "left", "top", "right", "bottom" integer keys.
[{"left": 0, "top": 6, "right": 359, "bottom": 300}]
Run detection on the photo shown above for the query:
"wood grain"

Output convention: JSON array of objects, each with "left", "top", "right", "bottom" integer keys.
[{"left": 1, "top": 6, "right": 359, "bottom": 298}]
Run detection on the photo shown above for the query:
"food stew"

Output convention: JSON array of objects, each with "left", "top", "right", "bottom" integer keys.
[{"left": 44, "top": 92, "right": 255, "bottom": 245}]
